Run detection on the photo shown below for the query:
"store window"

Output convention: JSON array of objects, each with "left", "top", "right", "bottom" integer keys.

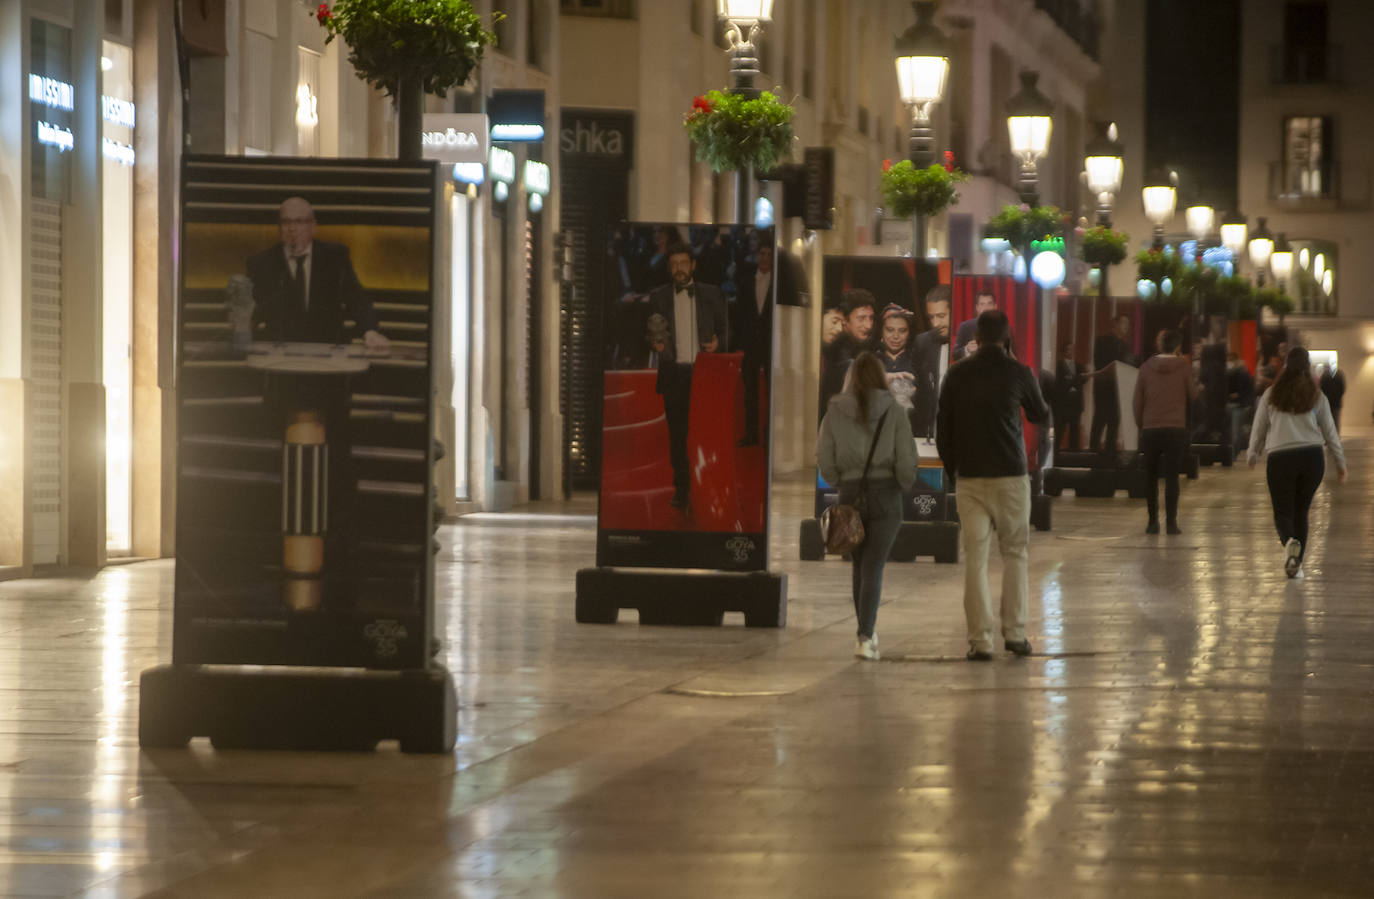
[{"left": 1283, "top": 115, "right": 1332, "bottom": 198}]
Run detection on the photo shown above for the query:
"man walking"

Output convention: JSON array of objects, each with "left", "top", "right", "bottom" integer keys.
[
  {"left": 1133, "top": 330, "right": 1200, "bottom": 535},
  {"left": 937, "top": 310, "right": 1050, "bottom": 662}
]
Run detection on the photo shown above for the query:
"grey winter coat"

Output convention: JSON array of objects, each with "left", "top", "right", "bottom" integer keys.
[{"left": 816, "top": 388, "right": 918, "bottom": 489}]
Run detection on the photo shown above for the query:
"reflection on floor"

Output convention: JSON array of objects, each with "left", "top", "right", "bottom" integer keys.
[{"left": 1, "top": 435, "right": 1373, "bottom": 896}]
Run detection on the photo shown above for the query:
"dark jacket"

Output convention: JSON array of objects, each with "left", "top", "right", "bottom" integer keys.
[
  {"left": 1132, "top": 353, "right": 1200, "bottom": 430},
  {"left": 936, "top": 346, "right": 1050, "bottom": 479},
  {"left": 647, "top": 281, "right": 728, "bottom": 366},
  {"left": 910, "top": 329, "right": 947, "bottom": 439},
  {"left": 732, "top": 263, "right": 774, "bottom": 362},
  {"left": 246, "top": 240, "right": 377, "bottom": 344}
]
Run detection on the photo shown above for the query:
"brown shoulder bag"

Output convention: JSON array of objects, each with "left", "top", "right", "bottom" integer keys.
[{"left": 819, "top": 409, "right": 889, "bottom": 555}]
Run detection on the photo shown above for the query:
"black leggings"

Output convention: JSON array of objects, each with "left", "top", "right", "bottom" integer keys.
[
  {"left": 1266, "top": 446, "right": 1325, "bottom": 555},
  {"left": 1140, "top": 427, "right": 1188, "bottom": 523}
]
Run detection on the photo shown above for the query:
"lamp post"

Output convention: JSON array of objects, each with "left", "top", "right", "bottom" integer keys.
[
  {"left": 894, "top": 0, "right": 950, "bottom": 258},
  {"left": 1219, "top": 214, "right": 1248, "bottom": 317},
  {"left": 1269, "top": 232, "right": 1293, "bottom": 292},
  {"left": 718, "top": 0, "right": 775, "bottom": 222},
  {"left": 1185, "top": 203, "right": 1214, "bottom": 265},
  {"left": 1006, "top": 71, "right": 1054, "bottom": 205},
  {"left": 1084, "top": 121, "right": 1124, "bottom": 226},
  {"left": 1247, "top": 215, "right": 1274, "bottom": 286},
  {"left": 1142, "top": 169, "right": 1177, "bottom": 249}
]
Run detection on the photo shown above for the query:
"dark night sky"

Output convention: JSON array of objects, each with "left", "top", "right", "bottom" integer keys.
[{"left": 1145, "top": 0, "right": 1242, "bottom": 213}]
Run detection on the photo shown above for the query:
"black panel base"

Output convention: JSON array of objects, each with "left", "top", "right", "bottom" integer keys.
[
  {"left": 800, "top": 517, "right": 825, "bottom": 561},
  {"left": 138, "top": 663, "right": 457, "bottom": 753},
  {"left": 1194, "top": 443, "right": 1235, "bottom": 467},
  {"left": 1044, "top": 466, "right": 1147, "bottom": 498},
  {"left": 575, "top": 567, "right": 787, "bottom": 628}
]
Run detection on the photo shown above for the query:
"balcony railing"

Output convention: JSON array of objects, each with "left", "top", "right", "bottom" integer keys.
[
  {"left": 1268, "top": 161, "right": 1371, "bottom": 211},
  {"left": 1033, "top": 0, "right": 1100, "bottom": 60},
  {"left": 1269, "top": 44, "right": 1342, "bottom": 85}
]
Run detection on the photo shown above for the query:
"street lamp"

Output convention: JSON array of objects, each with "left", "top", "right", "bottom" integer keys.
[
  {"left": 1269, "top": 232, "right": 1294, "bottom": 290},
  {"left": 717, "top": 0, "right": 775, "bottom": 221},
  {"left": 1084, "top": 121, "right": 1124, "bottom": 226},
  {"left": 1185, "top": 203, "right": 1214, "bottom": 264},
  {"left": 894, "top": 0, "right": 949, "bottom": 257},
  {"left": 895, "top": 1, "right": 949, "bottom": 168},
  {"left": 718, "top": 0, "right": 774, "bottom": 94},
  {"left": 1142, "top": 169, "right": 1177, "bottom": 248},
  {"left": 1248, "top": 215, "right": 1274, "bottom": 285},
  {"left": 1219, "top": 213, "right": 1248, "bottom": 259},
  {"left": 1006, "top": 71, "right": 1054, "bottom": 205}
]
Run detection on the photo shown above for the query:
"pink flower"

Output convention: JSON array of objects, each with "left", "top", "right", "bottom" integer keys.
[
  {"left": 1019, "top": 203, "right": 1031, "bottom": 213},
  {"left": 315, "top": 3, "right": 332, "bottom": 23}
]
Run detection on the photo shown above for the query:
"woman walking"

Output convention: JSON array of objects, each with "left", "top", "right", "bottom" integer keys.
[
  {"left": 1248, "top": 346, "right": 1347, "bottom": 577},
  {"left": 817, "top": 352, "right": 917, "bottom": 659}
]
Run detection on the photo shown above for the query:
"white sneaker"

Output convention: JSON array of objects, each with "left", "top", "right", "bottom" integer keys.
[
  {"left": 855, "top": 635, "right": 880, "bottom": 661},
  {"left": 1284, "top": 538, "right": 1302, "bottom": 578}
]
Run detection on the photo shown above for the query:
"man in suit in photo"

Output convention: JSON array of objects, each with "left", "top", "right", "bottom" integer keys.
[
  {"left": 953, "top": 289, "right": 999, "bottom": 360},
  {"left": 734, "top": 241, "right": 784, "bottom": 447},
  {"left": 911, "top": 284, "right": 952, "bottom": 439},
  {"left": 648, "top": 242, "right": 729, "bottom": 509},
  {"left": 1089, "top": 313, "right": 1134, "bottom": 454},
  {"left": 1054, "top": 341, "right": 1088, "bottom": 451},
  {"left": 246, "top": 196, "right": 390, "bottom": 352}
]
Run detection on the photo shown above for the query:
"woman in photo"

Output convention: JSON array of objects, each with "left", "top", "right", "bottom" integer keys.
[
  {"left": 1247, "top": 346, "right": 1347, "bottom": 578},
  {"left": 878, "top": 304, "right": 920, "bottom": 436},
  {"left": 816, "top": 352, "right": 917, "bottom": 660}
]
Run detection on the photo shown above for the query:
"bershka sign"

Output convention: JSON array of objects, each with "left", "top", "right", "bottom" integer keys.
[
  {"left": 559, "top": 109, "right": 634, "bottom": 165},
  {"left": 420, "top": 114, "right": 489, "bottom": 165}
]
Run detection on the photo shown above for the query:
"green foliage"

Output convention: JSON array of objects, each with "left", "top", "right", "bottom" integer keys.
[
  {"left": 1215, "top": 273, "right": 1255, "bottom": 318},
  {"left": 983, "top": 204, "right": 1068, "bottom": 252},
  {"left": 684, "top": 90, "right": 795, "bottom": 174},
  {"left": 317, "top": 0, "right": 498, "bottom": 98},
  {"left": 1079, "top": 226, "right": 1129, "bottom": 266},
  {"left": 1135, "top": 247, "right": 1181, "bottom": 287},
  {"left": 880, "top": 160, "right": 970, "bottom": 218}
]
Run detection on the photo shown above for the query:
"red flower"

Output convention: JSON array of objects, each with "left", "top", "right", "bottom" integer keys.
[
  {"left": 943, "top": 150, "right": 955, "bottom": 163},
  {"left": 882, "top": 158, "right": 892, "bottom": 172},
  {"left": 691, "top": 95, "right": 713, "bottom": 115},
  {"left": 316, "top": 3, "right": 332, "bottom": 24},
  {"left": 943, "top": 162, "right": 954, "bottom": 173}
]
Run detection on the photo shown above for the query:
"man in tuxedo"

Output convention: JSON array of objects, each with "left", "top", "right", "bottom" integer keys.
[
  {"left": 246, "top": 197, "right": 389, "bottom": 351},
  {"left": 734, "top": 242, "right": 782, "bottom": 447},
  {"left": 1054, "top": 341, "right": 1087, "bottom": 450},
  {"left": 1089, "top": 313, "right": 1133, "bottom": 453},
  {"left": 953, "top": 289, "right": 999, "bottom": 360},
  {"left": 648, "top": 243, "right": 729, "bottom": 509},
  {"left": 910, "top": 284, "right": 952, "bottom": 439}
]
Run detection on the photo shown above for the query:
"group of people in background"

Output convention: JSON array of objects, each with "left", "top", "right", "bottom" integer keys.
[{"left": 819, "top": 298, "right": 1352, "bottom": 665}]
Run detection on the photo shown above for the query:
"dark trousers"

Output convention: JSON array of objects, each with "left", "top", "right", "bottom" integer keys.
[
  {"left": 845, "top": 482, "right": 904, "bottom": 639},
  {"left": 659, "top": 364, "right": 693, "bottom": 496},
  {"left": 1055, "top": 403, "right": 1082, "bottom": 451},
  {"left": 1266, "top": 445, "right": 1325, "bottom": 555},
  {"left": 1140, "top": 427, "right": 1188, "bottom": 524},
  {"left": 740, "top": 351, "right": 767, "bottom": 444},
  {"left": 1089, "top": 385, "right": 1119, "bottom": 452}
]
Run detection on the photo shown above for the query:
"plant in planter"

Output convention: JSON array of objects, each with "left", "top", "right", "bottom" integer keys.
[
  {"left": 1135, "top": 246, "right": 1182, "bottom": 296},
  {"left": 1079, "top": 226, "right": 1129, "bottom": 267},
  {"left": 1215, "top": 273, "right": 1255, "bottom": 318},
  {"left": 317, "top": 0, "right": 499, "bottom": 159},
  {"left": 983, "top": 203, "right": 1068, "bottom": 256},
  {"left": 880, "top": 153, "right": 970, "bottom": 219},
  {"left": 1257, "top": 288, "right": 1296, "bottom": 322},
  {"left": 684, "top": 90, "right": 795, "bottom": 174}
]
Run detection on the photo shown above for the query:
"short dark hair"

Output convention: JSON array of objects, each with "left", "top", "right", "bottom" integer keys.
[
  {"left": 924, "top": 284, "right": 952, "bottom": 308},
  {"left": 1116, "top": 312, "right": 1131, "bottom": 324},
  {"left": 1158, "top": 329, "right": 1182, "bottom": 354},
  {"left": 975, "top": 309, "right": 1011, "bottom": 348},
  {"left": 666, "top": 242, "right": 693, "bottom": 261},
  {"left": 841, "top": 288, "right": 876, "bottom": 316}
]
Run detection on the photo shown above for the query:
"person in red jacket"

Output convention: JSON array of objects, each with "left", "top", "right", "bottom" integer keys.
[{"left": 1133, "top": 329, "right": 1201, "bottom": 535}]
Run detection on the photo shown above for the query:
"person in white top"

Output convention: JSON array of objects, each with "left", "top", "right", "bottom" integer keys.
[{"left": 1247, "top": 347, "right": 1347, "bottom": 578}]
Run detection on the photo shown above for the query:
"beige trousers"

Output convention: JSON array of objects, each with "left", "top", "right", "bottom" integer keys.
[{"left": 957, "top": 475, "right": 1031, "bottom": 652}]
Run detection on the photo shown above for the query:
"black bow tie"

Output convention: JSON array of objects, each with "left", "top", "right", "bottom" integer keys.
[{"left": 675, "top": 285, "right": 695, "bottom": 298}]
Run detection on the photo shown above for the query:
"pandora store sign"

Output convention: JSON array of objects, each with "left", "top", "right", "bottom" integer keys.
[{"left": 421, "top": 114, "right": 489, "bottom": 166}]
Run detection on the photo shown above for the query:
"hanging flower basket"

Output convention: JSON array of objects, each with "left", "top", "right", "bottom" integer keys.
[
  {"left": 1079, "top": 225, "right": 1129, "bottom": 266},
  {"left": 316, "top": 0, "right": 498, "bottom": 98},
  {"left": 983, "top": 204, "right": 1068, "bottom": 253},
  {"left": 684, "top": 90, "right": 795, "bottom": 174},
  {"left": 880, "top": 152, "right": 970, "bottom": 219},
  {"left": 1135, "top": 246, "right": 1182, "bottom": 288}
]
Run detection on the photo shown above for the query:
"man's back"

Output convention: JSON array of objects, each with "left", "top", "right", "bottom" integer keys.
[{"left": 936, "top": 348, "right": 1049, "bottom": 478}]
